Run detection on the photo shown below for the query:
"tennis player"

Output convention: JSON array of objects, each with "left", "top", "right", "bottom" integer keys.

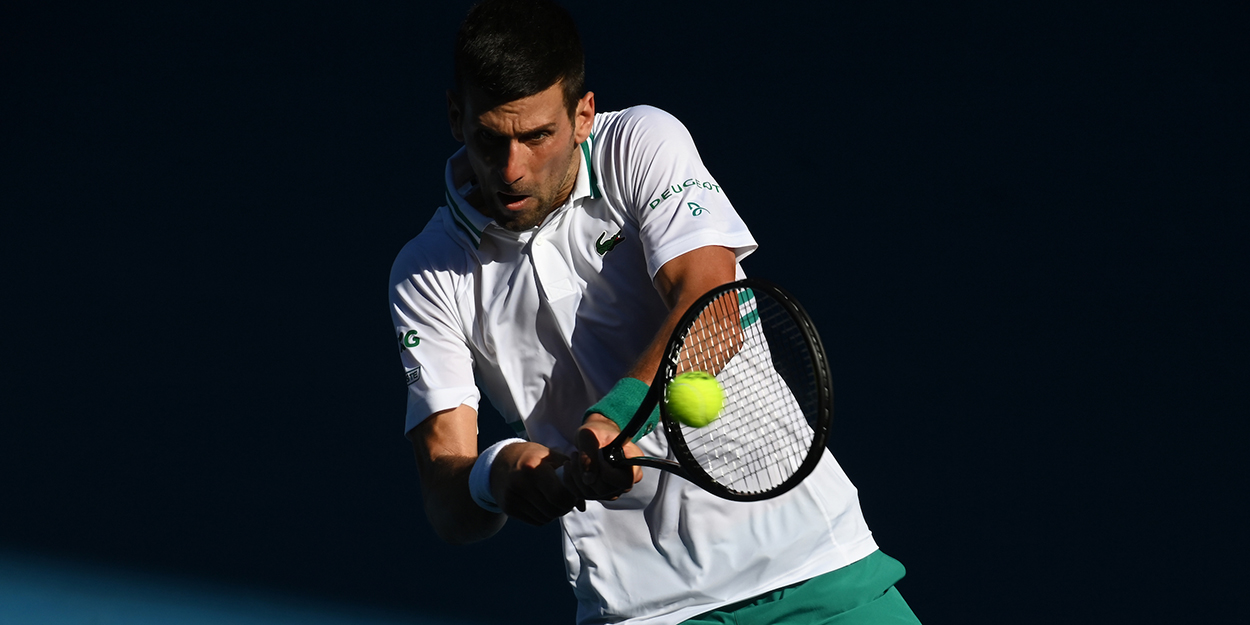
[{"left": 389, "top": 1, "right": 922, "bottom": 623}]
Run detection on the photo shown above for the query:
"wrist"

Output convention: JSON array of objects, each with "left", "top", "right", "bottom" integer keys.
[
  {"left": 585, "top": 378, "right": 660, "bottom": 442},
  {"left": 468, "top": 437, "right": 526, "bottom": 513}
]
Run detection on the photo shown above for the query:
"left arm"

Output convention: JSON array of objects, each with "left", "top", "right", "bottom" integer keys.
[
  {"left": 569, "top": 245, "right": 737, "bottom": 500},
  {"left": 625, "top": 245, "right": 739, "bottom": 382}
]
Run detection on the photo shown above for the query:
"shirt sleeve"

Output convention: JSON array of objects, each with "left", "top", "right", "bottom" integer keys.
[
  {"left": 389, "top": 234, "right": 481, "bottom": 435},
  {"left": 605, "top": 105, "right": 758, "bottom": 278}
]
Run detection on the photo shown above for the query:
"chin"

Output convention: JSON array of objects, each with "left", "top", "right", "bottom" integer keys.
[{"left": 499, "top": 206, "right": 553, "bottom": 232}]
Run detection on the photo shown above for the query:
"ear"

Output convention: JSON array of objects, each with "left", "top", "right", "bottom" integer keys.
[
  {"left": 447, "top": 90, "right": 465, "bottom": 143},
  {"left": 572, "top": 91, "right": 595, "bottom": 144}
]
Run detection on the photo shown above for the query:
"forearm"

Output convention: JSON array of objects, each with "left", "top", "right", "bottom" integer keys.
[
  {"left": 418, "top": 454, "right": 507, "bottom": 544},
  {"left": 623, "top": 309, "right": 684, "bottom": 382},
  {"left": 569, "top": 248, "right": 737, "bottom": 499},
  {"left": 409, "top": 405, "right": 507, "bottom": 544},
  {"left": 625, "top": 246, "right": 738, "bottom": 382}
]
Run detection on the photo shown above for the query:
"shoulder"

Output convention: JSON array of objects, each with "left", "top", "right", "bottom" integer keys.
[
  {"left": 389, "top": 208, "right": 476, "bottom": 295},
  {"left": 595, "top": 104, "right": 686, "bottom": 131},
  {"left": 590, "top": 106, "right": 705, "bottom": 201},
  {"left": 592, "top": 105, "right": 696, "bottom": 151}
]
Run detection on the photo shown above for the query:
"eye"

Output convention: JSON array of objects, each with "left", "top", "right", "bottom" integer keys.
[
  {"left": 476, "top": 129, "right": 504, "bottom": 145},
  {"left": 522, "top": 130, "right": 551, "bottom": 144}
]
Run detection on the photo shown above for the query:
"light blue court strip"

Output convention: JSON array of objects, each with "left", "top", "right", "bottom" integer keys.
[{"left": 0, "top": 550, "right": 480, "bottom": 625}]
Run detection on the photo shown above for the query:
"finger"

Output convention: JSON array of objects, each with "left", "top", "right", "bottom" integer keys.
[
  {"left": 560, "top": 460, "right": 588, "bottom": 512},
  {"left": 565, "top": 453, "right": 603, "bottom": 502},
  {"left": 513, "top": 487, "right": 574, "bottom": 524},
  {"left": 500, "top": 474, "right": 575, "bottom": 523},
  {"left": 564, "top": 467, "right": 586, "bottom": 512},
  {"left": 575, "top": 429, "right": 603, "bottom": 483},
  {"left": 527, "top": 458, "right": 586, "bottom": 514},
  {"left": 582, "top": 455, "right": 629, "bottom": 496},
  {"left": 541, "top": 473, "right": 582, "bottom": 514},
  {"left": 564, "top": 450, "right": 606, "bottom": 499},
  {"left": 585, "top": 452, "right": 634, "bottom": 494},
  {"left": 621, "top": 442, "right": 645, "bottom": 485},
  {"left": 578, "top": 470, "right": 634, "bottom": 500},
  {"left": 506, "top": 497, "right": 560, "bottom": 526},
  {"left": 572, "top": 428, "right": 639, "bottom": 499},
  {"left": 536, "top": 462, "right": 584, "bottom": 513},
  {"left": 576, "top": 428, "right": 631, "bottom": 490}
]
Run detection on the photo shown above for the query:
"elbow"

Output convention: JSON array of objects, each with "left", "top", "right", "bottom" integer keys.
[{"left": 427, "top": 505, "right": 507, "bottom": 545}]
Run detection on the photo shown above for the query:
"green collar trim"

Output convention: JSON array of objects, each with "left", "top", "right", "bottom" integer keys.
[
  {"left": 444, "top": 189, "right": 482, "bottom": 249},
  {"left": 580, "top": 132, "right": 601, "bottom": 200}
]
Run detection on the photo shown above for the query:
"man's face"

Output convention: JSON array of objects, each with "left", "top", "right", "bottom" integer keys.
[{"left": 449, "top": 81, "right": 594, "bottom": 231}]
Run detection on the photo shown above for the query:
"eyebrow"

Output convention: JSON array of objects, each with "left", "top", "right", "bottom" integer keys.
[{"left": 477, "top": 122, "right": 558, "bottom": 141}]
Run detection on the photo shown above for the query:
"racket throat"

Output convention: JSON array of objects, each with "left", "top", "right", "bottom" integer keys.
[{"left": 607, "top": 447, "right": 688, "bottom": 477}]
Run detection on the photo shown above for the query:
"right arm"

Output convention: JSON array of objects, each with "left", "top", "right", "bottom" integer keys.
[
  {"left": 409, "top": 404, "right": 583, "bottom": 544},
  {"left": 408, "top": 405, "right": 504, "bottom": 544}
]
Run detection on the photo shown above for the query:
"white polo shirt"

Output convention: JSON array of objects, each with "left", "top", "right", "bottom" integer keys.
[{"left": 390, "top": 106, "right": 878, "bottom": 625}]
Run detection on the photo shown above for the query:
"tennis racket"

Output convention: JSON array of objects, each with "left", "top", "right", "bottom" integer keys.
[{"left": 603, "top": 278, "right": 833, "bottom": 502}]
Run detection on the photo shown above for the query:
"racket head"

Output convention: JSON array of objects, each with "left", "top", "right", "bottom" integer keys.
[{"left": 657, "top": 279, "right": 832, "bottom": 501}]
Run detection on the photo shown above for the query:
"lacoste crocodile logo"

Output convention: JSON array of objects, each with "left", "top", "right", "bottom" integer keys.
[{"left": 595, "top": 229, "right": 625, "bottom": 256}]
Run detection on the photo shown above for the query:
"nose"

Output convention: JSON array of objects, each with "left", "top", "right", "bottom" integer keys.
[{"left": 499, "top": 140, "right": 526, "bottom": 187}]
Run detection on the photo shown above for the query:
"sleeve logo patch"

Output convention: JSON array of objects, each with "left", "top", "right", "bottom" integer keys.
[
  {"left": 398, "top": 329, "right": 421, "bottom": 351},
  {"left": 647, "top": 178, "right": 722, "bottom": 210},
  {"left": 686, "top": 202, "right": 708, "bottom": 216},
  {"left": 405, "top": 366, "right": 422, "bottom": 385}
]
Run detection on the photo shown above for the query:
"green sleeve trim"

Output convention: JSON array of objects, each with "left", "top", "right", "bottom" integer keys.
[{"left": 585, "top": 378, "right": 660, "bottom": 442}]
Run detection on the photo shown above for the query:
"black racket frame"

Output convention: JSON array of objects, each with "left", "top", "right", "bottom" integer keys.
[{"left": 602, "top": 278, "right": 833, "bottom": 502}]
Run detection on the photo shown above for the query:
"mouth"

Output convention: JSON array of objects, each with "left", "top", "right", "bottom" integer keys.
[{"left": 497, "top": 191, "right": 531, "bottom": 212}]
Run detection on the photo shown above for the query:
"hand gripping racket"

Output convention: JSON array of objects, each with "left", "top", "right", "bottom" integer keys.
[{"left": 604, "top": 278, "right": 833, "bottom": 501}]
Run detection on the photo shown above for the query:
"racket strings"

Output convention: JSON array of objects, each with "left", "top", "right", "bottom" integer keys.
[{"left": 670, "top": 287, "right": 820, "bottom": 495}]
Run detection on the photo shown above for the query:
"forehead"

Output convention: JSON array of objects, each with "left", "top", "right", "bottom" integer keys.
[{"left": 463, "top": 82, "right": 569, "bottom": 132}]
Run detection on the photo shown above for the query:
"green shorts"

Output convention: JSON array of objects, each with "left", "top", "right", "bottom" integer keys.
[{"left": 682, "top": 551, "right": 922, "bottom": 625}]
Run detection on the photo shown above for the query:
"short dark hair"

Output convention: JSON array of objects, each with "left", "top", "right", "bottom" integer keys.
[{"left": 453, "top": 0, "right": 585, "bottom": 115}]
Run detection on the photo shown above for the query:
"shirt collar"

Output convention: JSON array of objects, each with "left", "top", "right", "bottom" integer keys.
[{"left": 443, "top": 147, "right": 492, "bottom": 248}]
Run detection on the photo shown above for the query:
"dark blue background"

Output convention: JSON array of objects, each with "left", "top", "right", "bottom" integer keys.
[{"left": 3, "top": 1, "right": 1245, "bottom": 623}]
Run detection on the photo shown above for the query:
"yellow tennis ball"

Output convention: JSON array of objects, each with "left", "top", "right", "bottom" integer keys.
[{"left": 666, "top": 371, "right": 724, "bottom": 428}]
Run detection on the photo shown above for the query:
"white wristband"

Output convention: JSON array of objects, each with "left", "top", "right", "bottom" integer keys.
[{"left": 469, "top": 438, "right": 526, "bottom": 513}]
